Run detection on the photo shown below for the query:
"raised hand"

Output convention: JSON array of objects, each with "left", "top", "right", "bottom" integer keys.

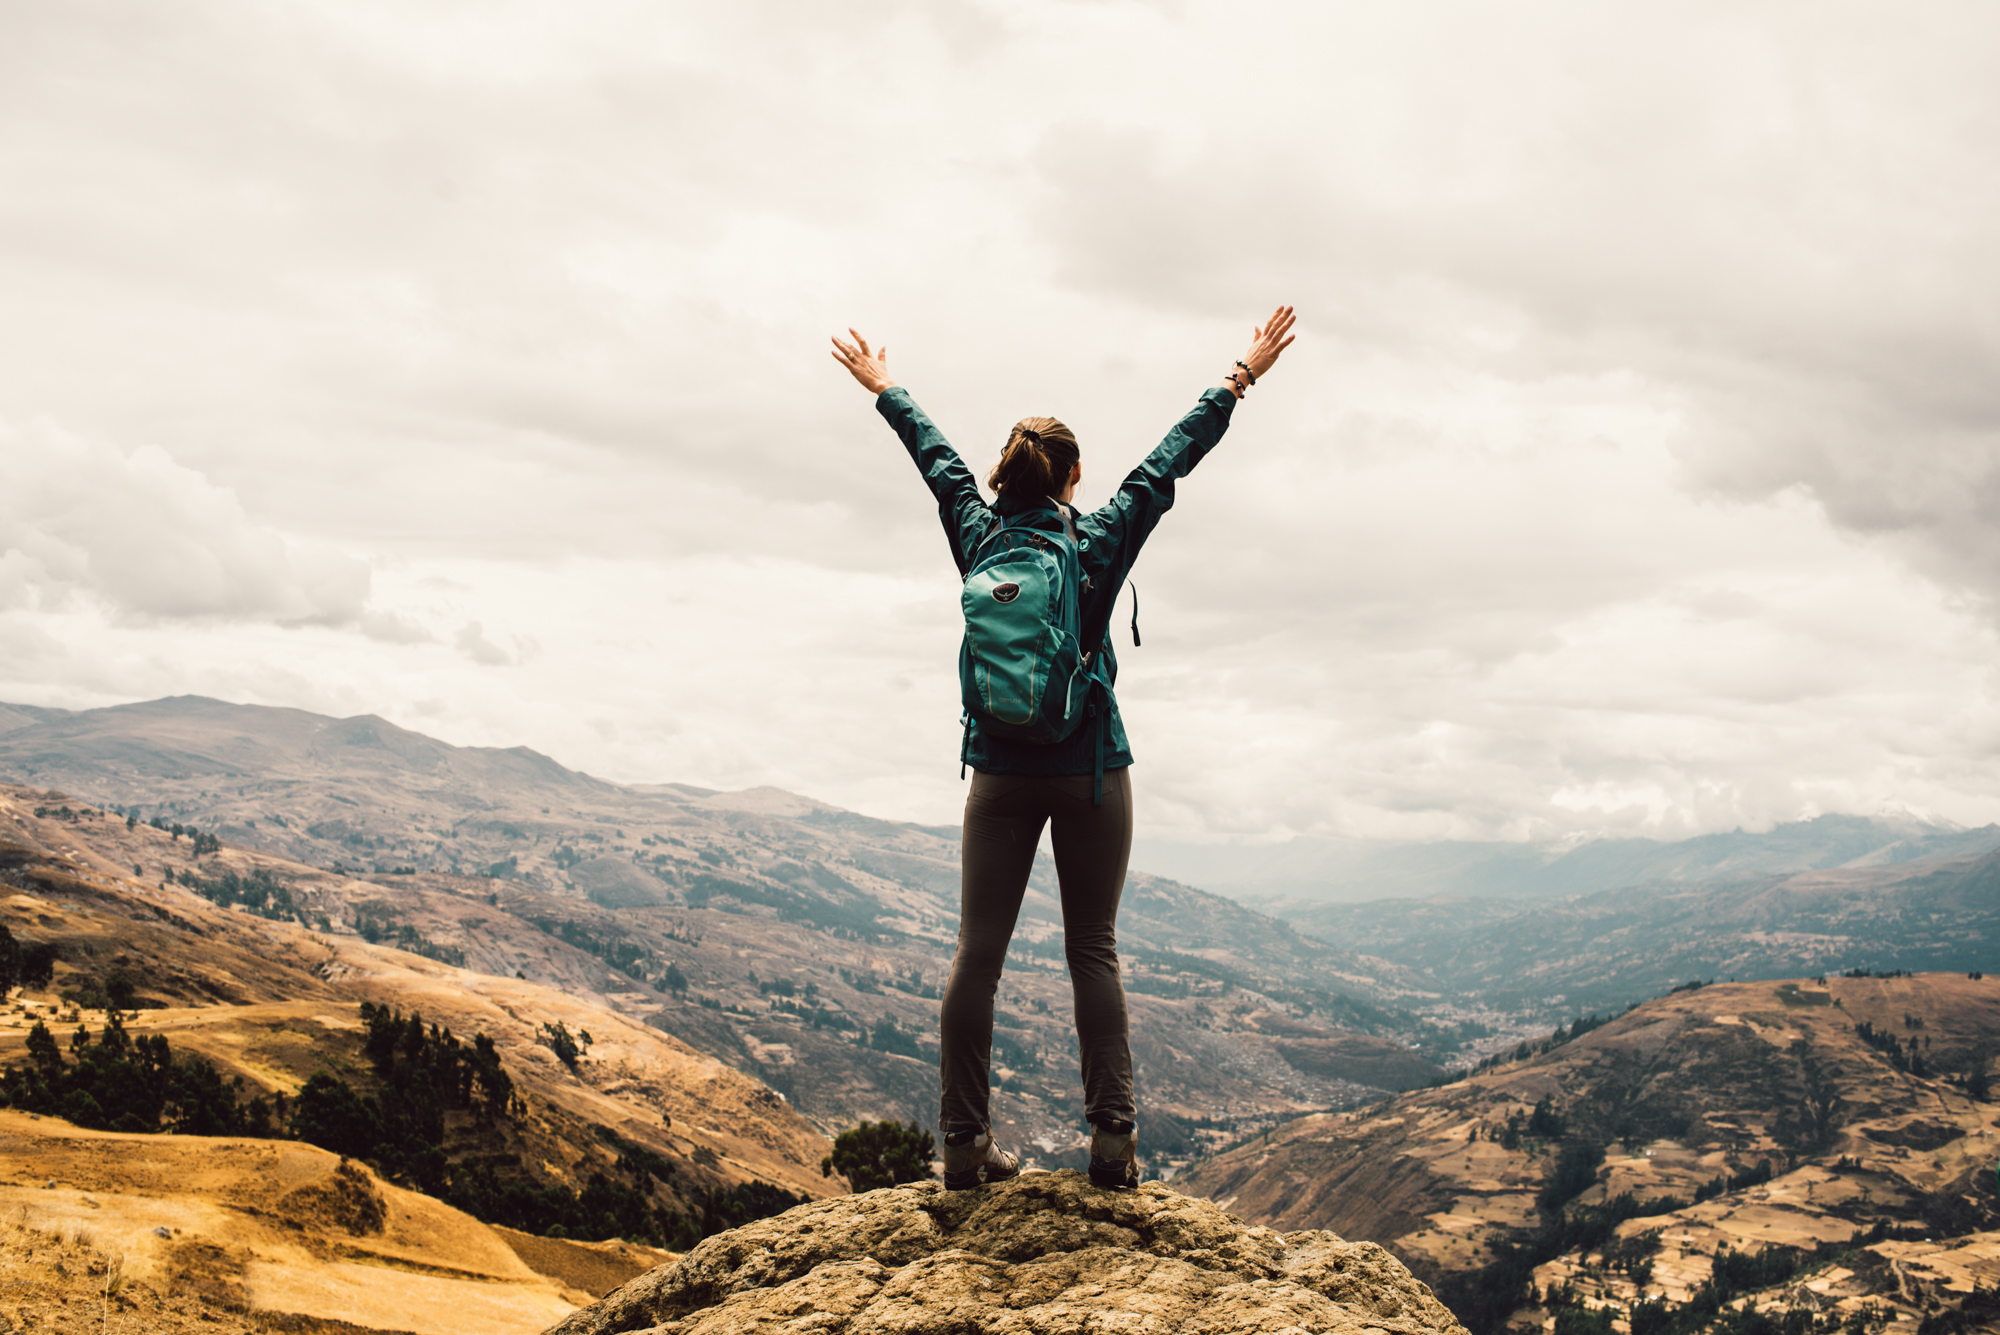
[
  {"left": 1240, "top": 305, "right": 1297, "bottom": 381},
  {"left": 831, "top": 329, "right": 897, "bottom": 395}
]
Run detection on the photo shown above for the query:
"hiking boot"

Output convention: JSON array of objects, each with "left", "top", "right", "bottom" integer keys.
[
  {"left": 1089, "top": 1118, "right": 1139, "bottom": 1190},
  {"left": 942, "top": 1129, "right": 1020, "bottom": 1191}
]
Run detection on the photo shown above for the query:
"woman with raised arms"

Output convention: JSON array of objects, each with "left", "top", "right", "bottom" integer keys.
[{"left": 831, "top": 307, "right": 1298, "bottom": 1190}]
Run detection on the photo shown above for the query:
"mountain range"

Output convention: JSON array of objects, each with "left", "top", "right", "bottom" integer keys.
[
  {"left": 7, "top": 694, "right": 2000, "bottom": 1334},
  {"left": 1140, "top": 812, "right": 2000, "bottom": 903}
]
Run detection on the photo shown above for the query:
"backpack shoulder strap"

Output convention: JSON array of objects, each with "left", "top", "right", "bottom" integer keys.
[{"left": 969, "top": 510, "right": 1010, "bottom": 562}]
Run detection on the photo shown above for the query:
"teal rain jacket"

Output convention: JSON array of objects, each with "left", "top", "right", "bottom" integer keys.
[{"left": 877, "top": 385, "right": 1238, "bottom": 777}]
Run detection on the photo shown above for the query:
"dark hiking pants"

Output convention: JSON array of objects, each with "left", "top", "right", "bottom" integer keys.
[{"left": 939, "top": 767, "right": 1135, "bottom": 1135}]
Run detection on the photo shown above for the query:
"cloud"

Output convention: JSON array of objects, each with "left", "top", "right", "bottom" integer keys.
[
  {"left": 1, "top": 2, "right": 1998, "bottom": 843},
  {"left": 455, "top": 620, "right": 518, "bottom": 667},
  {"left": 1024, "top": 3, "right": 2000, "bottom": 600},
  {"left": 0, "top": 417, "right": 370, "bottom": 623}
]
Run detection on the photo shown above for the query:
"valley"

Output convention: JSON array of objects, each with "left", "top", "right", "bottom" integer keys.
[
  {"left": 1250, "top": 853, "right": 2000, "bottom": 1019},
  {"left": 0, "top": 696, "right": 1481, "bottom": 1172}
]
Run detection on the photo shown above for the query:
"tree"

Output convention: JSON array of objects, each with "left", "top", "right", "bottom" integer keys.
[
  {"left": 291, "top": 1073, "right": 383, "bottom": 1160},
  {"left": 104, "top": 971, "right": 138, "bottom": 1016},
  {"left": 820, "top": 1119, "right": 935, "bottom": 1192},
  {"left": 539, "top": 1020, "right": 587, "bottom": 1070},
  {"left": 0, "top": 927, "right": 55, "bottom": 994},
  {"left": 868, "top": 1015, "right": 922, "bottom": 1058},
  {"left": 22, "top": 943, "right": 55, "bottom": 989}
]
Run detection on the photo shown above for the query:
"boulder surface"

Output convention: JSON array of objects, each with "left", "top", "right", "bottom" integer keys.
[{"left": 542, "top": 1170, "right": 1469, "bottom": 1334}]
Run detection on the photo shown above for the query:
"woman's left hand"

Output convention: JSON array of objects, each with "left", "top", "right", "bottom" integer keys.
[
  {"left": 831, "top": 329, "right": 896, "bottom": 395},
  {"left": 1241, "top": 305, "right": 1297, "bottom": 380}
]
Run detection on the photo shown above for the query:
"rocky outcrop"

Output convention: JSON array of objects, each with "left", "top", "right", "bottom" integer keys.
[{"left": 543, "top": 1170, "right": 1468, "bottom": 1335}]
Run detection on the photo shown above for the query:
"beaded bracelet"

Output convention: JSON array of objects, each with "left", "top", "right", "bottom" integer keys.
[{"left": 1234, "top": 360, "right": 1258, "bottom": 385}]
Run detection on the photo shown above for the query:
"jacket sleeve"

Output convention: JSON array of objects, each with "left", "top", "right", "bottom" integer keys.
[
  {"left": 1076, "top": 387, "right": 1237, "bottom": 598},
  {"left": 876, "top": 387, "right": 992, "bottom": 576}
]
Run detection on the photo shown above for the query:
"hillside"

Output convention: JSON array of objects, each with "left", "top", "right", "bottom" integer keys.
[
  {"left": 0, "top": 1113, "right": 590, "bottom": 1335},
  {"left": 0, "top": 789, "right": 837, "bottom": 1331},
  {"left": 0, "top": 696, "right": 1462, "bottom": 1173},
  {"left": 1175, "top": 973, "right": 2000, "bottom": 1333}
]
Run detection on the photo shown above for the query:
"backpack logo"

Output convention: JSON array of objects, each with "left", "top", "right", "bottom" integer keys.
[{"left": 992, "top": 583, "right": 1021, "bottom": 603}]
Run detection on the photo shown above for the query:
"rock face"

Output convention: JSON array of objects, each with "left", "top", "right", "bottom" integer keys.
[{"left": 543, "top": 1171, "right": 1468, "bottom": 1335}]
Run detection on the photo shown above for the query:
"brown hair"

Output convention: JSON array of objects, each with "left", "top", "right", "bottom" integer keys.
[{"left": 987, "top": 417, "right": 1080, "bottom": 500}]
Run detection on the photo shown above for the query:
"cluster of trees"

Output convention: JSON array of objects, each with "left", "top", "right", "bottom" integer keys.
[
  {"left": 884, "top": 969, "right": 941, "bottom": 1001},
  {"left": 0, "top": 924, "right": 58, "bottom": 993},
  {"left": 682, "top": 872, "right": 881, "bottom": 938},
  {"left": 292, "top": 1007, "right": 520, "bottom": 1191},
  {"left": 1466, "top": 1095, "right": 1566, "bottom": 1149},
  {"left": 177, "top": 868, "right": 311, "bottom": 924},
  {"left": 60, "top": 970, "right": 139, "bottom": 1014},
  {"left": 1853, "top": 1021, "right": 1931, "bottom": 1077},
  {"left": 0, "top": 995, "right": 808, "bottom": 1249},
  {"left": 353, "top": 913, "right": 466, "bottom": 967},
  {"left": 766, "top": 994, "right": 858, "bottom": 1032},
  {"left": 143, "top": 814, "right": 220, "bottom": 855},
  {"left": 1439, "top": 1182, "right": 1691, "bottom": 1335},
  {"left": 537, "top": 1020, "right": 592, "bottom": 1070},
  {"left": 1692, "top": 1158, "right": 1774, "bottom": 1203},
  {"left": 990, "top": 1030, "right": 1042, "bottom": 1073},
  {"left": 1483, "top": 1198, "right": 1983, "bottom": 1335},
  {"left": 861, "top": 1015, "right": 933, "bottom": 1061},
  {"left": 0, "top": 1013, "right": 282, "bottom": 1136},
  {"left": 284, "top": 1006, "right": 800, "bottom": 1249},
  {"left": 529, "top": 916, "right": 650, "bottom": 978},
  {"left": 1625, "top": 1244, "right": 1818, "bottom": 1335},
  {"left": 289, "top": 1003, "right": 517, "bottom": 1194}
]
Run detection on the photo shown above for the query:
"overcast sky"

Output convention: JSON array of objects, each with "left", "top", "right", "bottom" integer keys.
[{"left": 3, "top": 1, "right": 1998, "bottom": 845}]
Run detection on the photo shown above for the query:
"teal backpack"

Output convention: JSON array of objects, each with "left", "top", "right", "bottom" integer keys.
[
  {"left": 960, "top": 505, "right": 1097, "bottom": 744},
  {"left": 958, "top": 505, "right": 1129, "bottom": 801}
]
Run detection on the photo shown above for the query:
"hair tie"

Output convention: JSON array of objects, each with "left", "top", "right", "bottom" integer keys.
[{"left": 1019, "top": 428, "right": 1042, "bottom": 444}]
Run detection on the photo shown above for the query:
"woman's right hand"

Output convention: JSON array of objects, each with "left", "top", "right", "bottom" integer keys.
[{"left": 831, "top": 329, "right": 897, "bottom": 395}]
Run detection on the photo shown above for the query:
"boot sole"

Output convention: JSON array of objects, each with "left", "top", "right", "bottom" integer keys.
[
  {"left": 943, "top": 1164, "right": 1020, "bottom": 1192},
  {"left": 1089, "top": 1159, "right": 1138, "bottom": 1190}
]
